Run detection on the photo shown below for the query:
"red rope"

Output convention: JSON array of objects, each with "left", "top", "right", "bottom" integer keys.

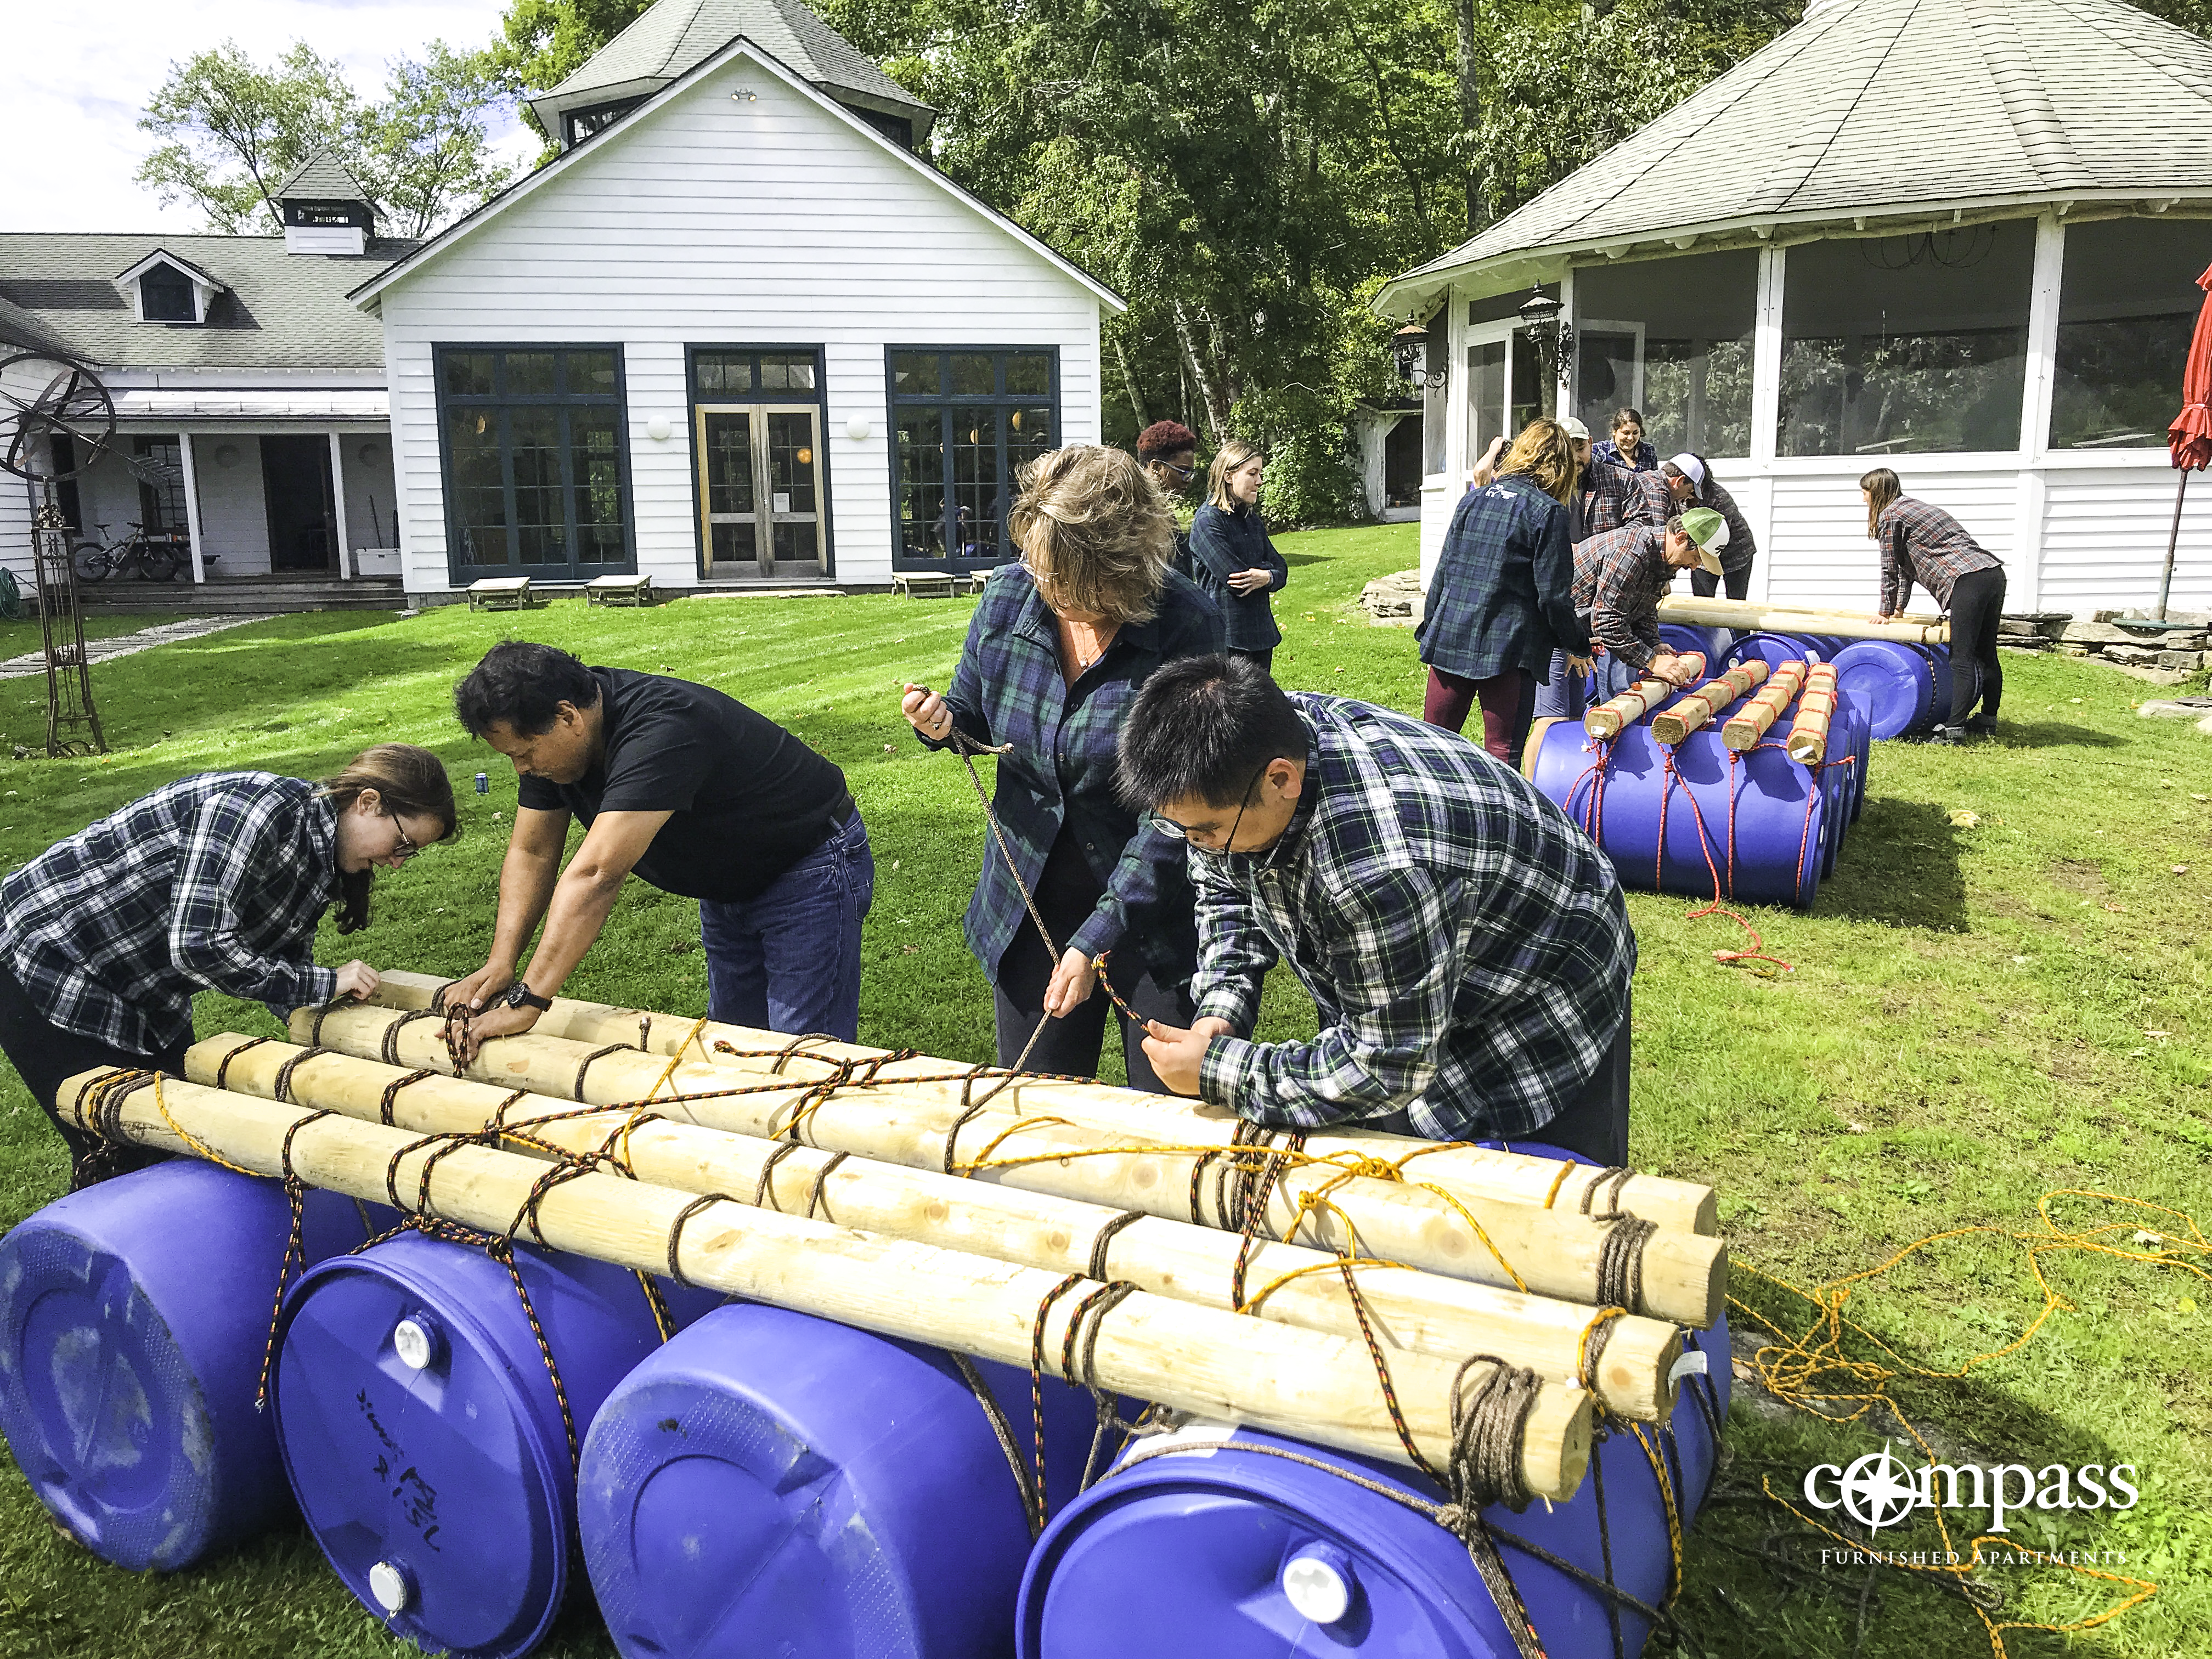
[{"left": 1670, "top": 741, "right": 1797, "bottom": 975}]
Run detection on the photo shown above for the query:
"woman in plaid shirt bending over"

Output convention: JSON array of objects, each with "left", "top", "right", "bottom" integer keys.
[
  {"left": 1862, "top": 468, "right": 2006, "bottom": 742},
  {"left": 902, "top": 447, "right": 1223, "bottom": 1089},
  {"left": 0, "top": 744, "right": 456, "bottom": 1185}
]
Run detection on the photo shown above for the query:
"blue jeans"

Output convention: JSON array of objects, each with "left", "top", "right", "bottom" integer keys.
[
  {"left": 1532, "top": 650, "right": 1589, "bottom": 721},
  {"left": 699, "top": 809, "right": 874, "bottom": 1040}
]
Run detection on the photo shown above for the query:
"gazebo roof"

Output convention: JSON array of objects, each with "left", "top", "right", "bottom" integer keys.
[
  {"left": 529, "top": 0, "right": 934, "bottom": 142},
  {"left": 1378, "top": 0, "right": 2212, "bottom": 315}
]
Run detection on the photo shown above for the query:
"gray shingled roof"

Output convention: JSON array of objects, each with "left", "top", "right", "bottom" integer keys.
[
  {"left": 0, "top": 291, "right": 77, "bottom": 357},
  {"left": 1383, "top": 0, "right": 2212, "bottom": 307},
  {"left": 0, "top": 234, "right": 416, "bottom": 369},
  {"left": 273, "top": 149, "right": 374, "bottom": 204},
  {"left": 535, "top": 0, "right": 930, "bottom": 128}
]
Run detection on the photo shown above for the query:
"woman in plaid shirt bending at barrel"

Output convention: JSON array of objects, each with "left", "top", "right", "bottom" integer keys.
[
  {"left": 901, "top": 447, "right": 1223, "bottom": 1090},
  {"left": 1862, "top": 467, "right": 2006, "bottom": 743},
  {"left": 0, "top": 744, "right": 456, "bottom": 1186}
]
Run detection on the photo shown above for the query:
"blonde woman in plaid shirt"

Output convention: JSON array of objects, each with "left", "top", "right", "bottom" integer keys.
[
  {"left": 1862, "top": 467, "right": 2006, "bottom": 742},
  {"left": 0, "top": 744, "right": 454, "bottom": 1186}
]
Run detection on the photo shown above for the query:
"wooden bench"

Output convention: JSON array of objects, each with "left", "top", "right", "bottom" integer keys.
[
  {"left": 466, "top": 577, "right": 539, "bottom": 612},
  {"left": 890, "top": 572, "right": 958, "bottom": 600},
  {"left": 585, "top": 574, "right": 654, "bottom": 607}
]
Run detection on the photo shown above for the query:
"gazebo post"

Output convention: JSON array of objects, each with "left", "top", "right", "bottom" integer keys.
[{"left": 1746, "top": 245, "right": 1786, "bottom": 605}]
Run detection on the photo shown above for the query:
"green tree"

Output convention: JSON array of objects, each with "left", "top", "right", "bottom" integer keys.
[
  {"left": 483, "top": 0, "right": 656, "bottom": 138},
  {"left": 137, "top": 40, "right": 515, "bottom": 237}
]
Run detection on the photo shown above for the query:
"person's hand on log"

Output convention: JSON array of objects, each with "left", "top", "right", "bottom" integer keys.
[
  {"left": 1042, "top": 948, "right": 1098, "bottom": 1018},
  {"left": 1226, "top": 567, "right": 1273, "bottom": 596},
  {"left": 332, "top": 960, "right": 381, "bottom": 1001},
  {"left": 1648, "top": 652, "right": 1698, "bottom": 689},
  {"left": 1139, "top": 1017, "right": 1233, "bottom": 1097},
  {"left": 445, "top": 960, "right": 516, "bottom": 1013},
  {"left": 456, "top": 999, "right": 539, "bottom": 1063},
  {"left": 901, "top": 682, "right": 954, "bottom": 743}
]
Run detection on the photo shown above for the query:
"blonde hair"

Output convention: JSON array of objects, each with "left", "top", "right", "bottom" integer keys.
[
  {"left": 1860, "top": 467, "right": 1901, "bottom": 539},
  {"left": 1498, "top": 417, "right": 1581, "bottom": 504},
  {"left": 1008, "top": 445, "right": 1174, "bottom": 625},
  {"left": 1206, "top": 438, "right": 1265, "bottom": 513}
]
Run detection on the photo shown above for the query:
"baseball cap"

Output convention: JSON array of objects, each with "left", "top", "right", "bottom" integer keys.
[
  {"left": 1677, "top": 506, "right": 1729, "bottom": 574},
  {"left": 1560, "top": 416, "right": 1591, "bottom": 442}
]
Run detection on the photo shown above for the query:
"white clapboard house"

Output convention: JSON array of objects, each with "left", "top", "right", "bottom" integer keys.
[
  {"left": 354, "top": 0, "right": 1122, "bottom": 597},
  {"left": 3, "top": 0, "right": 1119, "bottom": 603},
  {"left": 0, "top": 153, "right": 413, "bottom": 597},
  {"left": 1375, "top": 0, "right": 2212, "bottom": 617}
]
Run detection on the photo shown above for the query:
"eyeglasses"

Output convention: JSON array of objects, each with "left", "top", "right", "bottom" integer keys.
[
  {"left": 388, "top": 820, "right": 421, "bottom": 861},
  {"left": 1150, "top": 761, "right": 1271, "bottom": 850},
  {"left": 1154, "top": 459, "right": 1194, "bottom": 481}
]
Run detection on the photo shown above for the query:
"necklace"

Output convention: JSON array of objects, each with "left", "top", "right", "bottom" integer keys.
[{"left": 1057, "top": 616, "right": 1116, "bottom": 679}]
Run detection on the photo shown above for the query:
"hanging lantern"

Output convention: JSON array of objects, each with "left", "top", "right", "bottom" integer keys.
[
  {"left": 969, "top": 427, "right": 981, "bottom": 445},
  {"left": 795, "top": 447, "right": 812, "bottom": 466},
  {"left": 1009, "top": 410, "right": 1023, "bottom": 432},
  {"left": 1516, "top": 286, "right": 1575, "bottom": 377}
]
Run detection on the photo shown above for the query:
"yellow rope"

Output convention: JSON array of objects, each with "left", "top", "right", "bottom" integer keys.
[
  {"left": 1237, "top": 1254, "right": 1420, "bottom": 1314},
  {"left": 146, "top": 1071, "right": 263, "bottom": 1178},
  {"left": 1573, "top": 1304, "right": 1627, "bottom": 1389}
]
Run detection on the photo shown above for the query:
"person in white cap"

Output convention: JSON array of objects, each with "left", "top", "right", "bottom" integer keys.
[
  {"left": 1661, "top": 453, "right": 1758, "bottom": 600},
  {"left": 1572, "top": 508, "right": 1730, "bottom": 700}
]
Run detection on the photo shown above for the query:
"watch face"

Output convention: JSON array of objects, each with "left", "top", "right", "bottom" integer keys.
[{"left": 504, "top": 983, "right": 528, "bottom": 1008}]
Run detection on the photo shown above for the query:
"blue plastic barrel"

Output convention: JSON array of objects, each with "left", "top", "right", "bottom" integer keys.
[
  {"left": 0, "top": 1159, "right": 379, "bottom": 1571},
  {"left": 1721, "top": 631, "right": 1825, "bottom": 675},
  {"left": 1657, "top": 623, "right": 1727, "bottom": 667},
  {"left": 580, "top": 1301, "right": 1100, "bottom": 1659},
  {"left": 1018, "top": 1312, "right": 1730, "bottom": 1659},
  {"left": 1925, "top": 644, "right": 1954, "bottom": 725},
  {"left": 272, "top": 1231, "right": 717, "bottom": 1659},
  {"left": 1529, "top": 720, "right": 1826, "bottom": 907},
  {"left": 1825, "top": 641, "right": 1936, "bottom": 740}
]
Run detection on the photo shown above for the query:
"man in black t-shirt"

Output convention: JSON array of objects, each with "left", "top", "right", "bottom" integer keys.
[{"left": 446, "top": 642, "right": 871, "bottom": 1057}]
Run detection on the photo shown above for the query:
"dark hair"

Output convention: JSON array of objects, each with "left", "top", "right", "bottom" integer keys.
[
  {"left": 454, "top": 641, "right": 602, "bottom": 739},
  {"left": 319, "top": 743, "right": 459, "bottom": 934},
  {"left": 1136, "top": 420, "right": 1199, "bottom": 462},
  {"left": 1116, "top": 653, "right": 1309, "bottom": 810},
  {"left": 1610, "top": 408, "right": 1645, "bottom": 435}
]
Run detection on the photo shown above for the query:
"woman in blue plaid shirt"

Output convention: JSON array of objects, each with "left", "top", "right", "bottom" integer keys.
[
  {"left": 902, "top": 446, "right": 1224, "bottom": 1088},
  {"left": 0, "top": 744, "right": 455, "bottom": 1184}
]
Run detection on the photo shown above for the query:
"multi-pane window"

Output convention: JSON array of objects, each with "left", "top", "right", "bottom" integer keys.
[
  {"left": 887, "top": 349, "right": 1057, "bottom": 567},
  {"left": 133, "top": 437, "right": 187, "bottom": 532},
  {"left": 1575, "top": 249, "right": 1758, "bottom": 458},
  {"left": 2052, "top": 218, "right": 2212, "bottom": 450},
  {"left": 436, "top": 346, "right": 632, "bottom": 575}
]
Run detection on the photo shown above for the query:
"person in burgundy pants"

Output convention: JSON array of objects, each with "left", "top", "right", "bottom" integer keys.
[{"left": 1416, "top": 419, "right": 1590, "bottom": 767}]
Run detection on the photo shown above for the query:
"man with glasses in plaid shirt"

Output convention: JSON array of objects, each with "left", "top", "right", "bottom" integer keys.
[{"left": 1119, "top": 654, "right": 1636, "bottom": 1163}]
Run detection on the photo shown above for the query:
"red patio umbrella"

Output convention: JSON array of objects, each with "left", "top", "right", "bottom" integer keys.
[{"left": 2157, "top": 260, "right": 2212, "bottom": 619}]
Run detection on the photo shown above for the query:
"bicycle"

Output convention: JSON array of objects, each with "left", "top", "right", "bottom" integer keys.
[{"left": 70, "top": 522, "right": 189, "bottom": 583}]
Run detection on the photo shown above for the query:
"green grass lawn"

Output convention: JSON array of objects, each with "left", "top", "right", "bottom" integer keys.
[
  {"left": 0, "top": 610, "right": 193, "bottom": 665},
  {"left": 0, "top": 528, "right": 2207, "bottom": 1658}
]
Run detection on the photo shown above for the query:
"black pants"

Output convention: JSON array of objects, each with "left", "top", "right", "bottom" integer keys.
[
  {"left": 1945, "top": 567, "right": 2006, "bottom": 728},
  {"left": 1690, "top": 563, "right": 1753, "bottom": 601},
  {"left": 993, "top": 834, "right": 1193, "bottom": 1092},
  {"left": 1230, "top": 647, "right": 1274, "bottom": 677},
  {"left": 0, "top": 961, "right": 184, "bottom": 1185},
  {"left": 1357, "top": 992, "right": 1631, "bottom": 1166}
]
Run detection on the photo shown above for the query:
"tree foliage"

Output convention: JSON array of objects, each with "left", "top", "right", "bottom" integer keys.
[
  {"left": 137, "top": 41, "right": 515, "bottom": 239},
  {"left": 481, "top": 0, "right": 657, "bottom": 140}
]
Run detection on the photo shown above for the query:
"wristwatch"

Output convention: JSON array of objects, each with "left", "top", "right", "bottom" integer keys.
[{"left": 503, "top": 981, "right": 554, "bottom": 1013}]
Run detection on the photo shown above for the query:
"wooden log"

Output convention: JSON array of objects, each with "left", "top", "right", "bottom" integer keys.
[
  {"left": 1649, "top": 660, "right": 1769, "bottom": 746},
  {"left": 1582, "top": 652, "right": 1707, "bottom": 741},
  {"left": 1655, "top": 596, "right": 1948, "bottom": 646},
  {"left": 1722, "top": 662, "right": 1809, "bottom": 751},
  {"left": 193, "top": 1034, "right": 1684, "bottom": 1420},
  {"left": 1786, "top": 663, "right": 1839, "bottom": 765},
  {"left": 59, "top": 1068, "right": 1594, "bottom": 1497},
  {"left": 356, "top": 970, "right": 1718, "bottom": 1236},
  {"left": 297, "top": 1005, "right": 1727, "bottom": 1328}
]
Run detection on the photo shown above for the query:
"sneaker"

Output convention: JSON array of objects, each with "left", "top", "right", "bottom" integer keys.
[
  {"left": 1929, "top": 724, "right": 1967, "bottom": 745},
  {"left": 1965, "top": 716, "right": 1997, "bottom": 739}
]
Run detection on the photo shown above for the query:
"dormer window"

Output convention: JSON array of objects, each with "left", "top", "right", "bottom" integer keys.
[
  {"left": 114, "top": 250, "right": 224, "bottom": 325},
  {"left": 564, "top": 98, "right": 645, "bottom": 147},
  {"left": 138, "top": 265, "right": 196, "bottom": 323}
]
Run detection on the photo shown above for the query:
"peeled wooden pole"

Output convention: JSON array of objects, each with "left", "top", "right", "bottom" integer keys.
[
  {"left": 60, "top": 1068, "right": 1594, "bottom": 1497},
  {"left": 1656, "top": 595, "right": 1948, "bottom": 646},
  {"left": 1649, "top": 659, "right": 1769, "bottom": 746},
  {"left": 298, "top": 1005, "right": 1728, "bottom": 1329},
  {"left": 1582, "top": 652, "right": 1707, "bottom": 741},
  {"left": 354, "top": 972, "right": 1717, "bottom": 1235},
  {"left": 1786, "top": 662, "right": 1839, "bottom": 765},
  {"left": 1722, "top": 661, "right": 1809, "bottom": 751},
  {"left": 193, "top": 1034, "right": 1684, "bottom": 1420}
]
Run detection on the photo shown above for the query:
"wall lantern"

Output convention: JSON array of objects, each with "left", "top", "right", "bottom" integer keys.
[
  {"left": 1516, "top": 286, "right": 1574, "bottom": 378},
  {"left": 1392, "top": 319, "right": 1443, "bottom": 390},
  {"left": 645, "top": 416, "right": 673, "bottom": 442},
  {"left": 845, "top": 415, "right": 871, "bottom": 442}
]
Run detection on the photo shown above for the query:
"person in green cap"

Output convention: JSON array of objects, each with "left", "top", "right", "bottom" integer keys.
[{"left": 1572, "top": 506, "right": 1729, "bottom": 700}]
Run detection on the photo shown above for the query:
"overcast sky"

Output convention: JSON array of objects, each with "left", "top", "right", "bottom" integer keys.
[{"left": 2, "top": 0, "right": 536, "bottom": 233}]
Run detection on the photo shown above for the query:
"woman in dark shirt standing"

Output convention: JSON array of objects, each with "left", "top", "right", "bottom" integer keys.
[
  {"left": 1419, "top": 418, "right": 1590, "bottom": 766},
  {"left": 1186, "top": 439, "right": 1289, "bottom": 674},
  {"left": 1862, "top": 467, "right": 2006, "bottom": 741},
  {"left": 902, "top": 446, "right": 1223, "bottom": 1087}
]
